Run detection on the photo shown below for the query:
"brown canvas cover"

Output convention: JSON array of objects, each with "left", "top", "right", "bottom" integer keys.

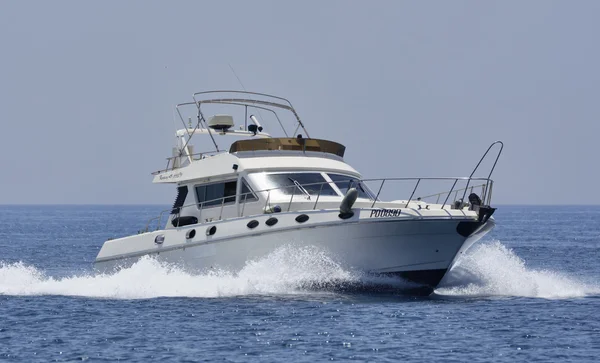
[{"left": 229, "top": 138, "right": 345, "bottom": 157}]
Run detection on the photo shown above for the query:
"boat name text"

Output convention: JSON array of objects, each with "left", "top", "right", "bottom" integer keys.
[
  {"left": 159, "top": 172, "right": 183, "bottom": 180},
  {"left": 370, "top": 209, "right": 402, "bottom": 218}
]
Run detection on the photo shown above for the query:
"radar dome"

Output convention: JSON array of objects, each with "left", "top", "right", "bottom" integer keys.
[{"left": 207, "top": 115, "right": 234, "bottom": 131}]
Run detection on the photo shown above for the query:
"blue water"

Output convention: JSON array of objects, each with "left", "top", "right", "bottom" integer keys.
[{"left": 1, "top": 205, "right": 599, "bottom": 362}]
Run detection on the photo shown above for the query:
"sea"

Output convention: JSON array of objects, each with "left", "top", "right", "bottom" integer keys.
[{"left": 0, "top": 205, "right": 599, "bottom": 362}]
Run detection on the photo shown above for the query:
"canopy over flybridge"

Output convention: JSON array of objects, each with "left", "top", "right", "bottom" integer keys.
[
  {"left": 230, "top": 138, "right": 346, "bottom": 157},
  {"left": 154, "top": 90, "right": 334, "bottom": 175}
]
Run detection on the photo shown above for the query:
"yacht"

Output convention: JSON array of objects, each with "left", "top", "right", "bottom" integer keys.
[{"left": 94, "top": 90, "right": 502, "bottom": 293}]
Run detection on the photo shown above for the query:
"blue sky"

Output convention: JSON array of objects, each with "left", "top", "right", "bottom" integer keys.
[{"left": 1, "top": 1, "right": 599, "bottom": 204}]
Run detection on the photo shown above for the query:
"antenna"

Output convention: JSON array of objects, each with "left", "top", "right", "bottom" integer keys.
[
  {"left": 172, "top": 107, "right": 177, "bottom": 134},
  {"left": 228, "top": 63, "right": 266, "bottom": 132},
  {"left": 228, "top": 63, "right": 247, "bottom": 90}
]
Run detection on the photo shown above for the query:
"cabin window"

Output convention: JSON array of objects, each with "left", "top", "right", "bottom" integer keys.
[
  {"left": 327, "top": 174, "right": 375, "bottom": 200},
  {"left": 240, "top": 178, "right": 258, "bottom": 202},
  {"left": 195, "top": 180, "right": 237, "bottom": 208},
  {"left": 250, "top": 172, "right": 338, "bottom": 197}
]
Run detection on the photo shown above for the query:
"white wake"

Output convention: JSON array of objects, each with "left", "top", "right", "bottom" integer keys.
[
  {"left": 0, "top": 246, "right": 408, "bottom": 299},
  {"left": 436, "top": 240, "right": 600, "bottom": 299},
  {"left": 1, "top": 242, "right": 597, "bottom": 300}
]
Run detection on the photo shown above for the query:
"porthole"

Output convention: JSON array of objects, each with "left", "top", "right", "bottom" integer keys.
[
  {"left": 295, "top": 214, "right": 309, "bottom": 223},
  {"left": 206, "top": 226, "right": 217, "bottom": 236},
  {"left": 265, "top": 217, "right": 278, "bottom": 226},
  {"left": 247, "top": 220, "right": 259, "bottom": 229},
  {"left": 154, "top": 234, "right": 165, "bottom": 244},
  {"left": 186, "top": 229, "right": 196, "bottom": 239}
]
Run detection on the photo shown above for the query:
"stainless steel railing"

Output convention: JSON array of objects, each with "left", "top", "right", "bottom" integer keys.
[
  {"left": 151, "top": 150, "right": 228, "bottom": 175},
  {"left": 143, "top": 176, "right": 494, "bottom": 232},
  {"left": 416, "top": 183, "right": 487, "bottom": 204}
]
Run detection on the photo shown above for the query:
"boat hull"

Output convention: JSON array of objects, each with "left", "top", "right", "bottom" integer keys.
[{"left": 95, "top": 215, "right": 494, "bottom": 291}]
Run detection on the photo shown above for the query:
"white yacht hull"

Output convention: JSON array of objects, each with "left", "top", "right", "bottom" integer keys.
[{"left": 95, "top": 209, "right": 494, "bottom": 290}]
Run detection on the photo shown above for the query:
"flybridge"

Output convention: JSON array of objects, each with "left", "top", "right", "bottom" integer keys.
[{"left": 154, "top": 90, "right": 338, "bottom": 175}]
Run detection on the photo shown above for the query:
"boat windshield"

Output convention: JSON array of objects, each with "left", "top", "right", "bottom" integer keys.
[
  {"left": 327, "top": 173, "right": 375, "bottom": 200},
  {"left": 249, "top": 172, "right": 339, "bottom": 198}
]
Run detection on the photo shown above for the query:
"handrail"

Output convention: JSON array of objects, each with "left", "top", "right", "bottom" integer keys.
[
  {"left": 151, "top": 150, "right": 228, "bottom": 175},
  {"left": 371, "top": 180, "right": 385, "bottom": 208},
  {"left": 440, "top": 179, "right": 459, "bottom": 210},
  {"left": 193, "top": 90, "right": 295, "bottom": 110},
  {"left": 192, "top": 90, "right": 309, "bottom": 138},
  {"left": 405, "top": 179, "right": 421, "bottom": 208},
  {"left": 143, "top": 176, "right": 495, "bottom": 232},
  {"left": 462, "top": 141, "right": 504, "bottom": 204},
  {"left": 418, "top": 183, "right": 487, "bottom": 203}
]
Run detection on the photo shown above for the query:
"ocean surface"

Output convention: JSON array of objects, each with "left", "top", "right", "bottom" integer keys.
[{"left": 0, "top": 205, "right": 599, "bottom": 362}]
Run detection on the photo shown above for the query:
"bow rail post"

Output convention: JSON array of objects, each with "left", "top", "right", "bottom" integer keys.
[{"left": 405, "top": 179, "right": 421, "bottom": 208}]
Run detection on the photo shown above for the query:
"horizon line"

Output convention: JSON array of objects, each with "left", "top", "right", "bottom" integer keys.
[{"left": 1, "top": 203, "right": 600, "bottom": 207}]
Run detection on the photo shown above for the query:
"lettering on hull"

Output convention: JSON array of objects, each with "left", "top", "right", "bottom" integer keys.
[
  {"left": 159, "top": 172, "right": 183, "bottom": 181},
  {"left": 369, "top": 209, "right": 402, "bottom": 218}
]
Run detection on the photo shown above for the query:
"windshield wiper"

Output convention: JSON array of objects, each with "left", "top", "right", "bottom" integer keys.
[{"left": 288, "top": 177, "right": 311, "bottom": 200}]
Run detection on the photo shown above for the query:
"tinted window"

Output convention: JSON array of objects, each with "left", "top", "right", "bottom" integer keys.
[
  {"left": 240, "top": 179, "right": 258, "bottom": 202},
  {"left": 260, "top": 173, "right": 338, "bottom": 196},
  {"left": 328, "top": 174, "right": 374, "bottom": 199},
  {"left": 196, "top": 181, "right": 237, "bottom": 207}
]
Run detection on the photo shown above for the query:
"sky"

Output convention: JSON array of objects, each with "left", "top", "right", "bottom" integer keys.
[{"left": 1, "top": 1, "right": 599, "bottom": 205}]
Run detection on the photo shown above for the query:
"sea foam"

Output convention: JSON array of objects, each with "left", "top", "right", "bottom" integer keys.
[
  {"left": 435, "top": 240, "right": 600, "bottom": 299},
  {"left": 0, "top": 246, "right": 375, "bottom": 299},
  {"left": 0, "top": 242, "right": 597, "bottom": 300}
]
